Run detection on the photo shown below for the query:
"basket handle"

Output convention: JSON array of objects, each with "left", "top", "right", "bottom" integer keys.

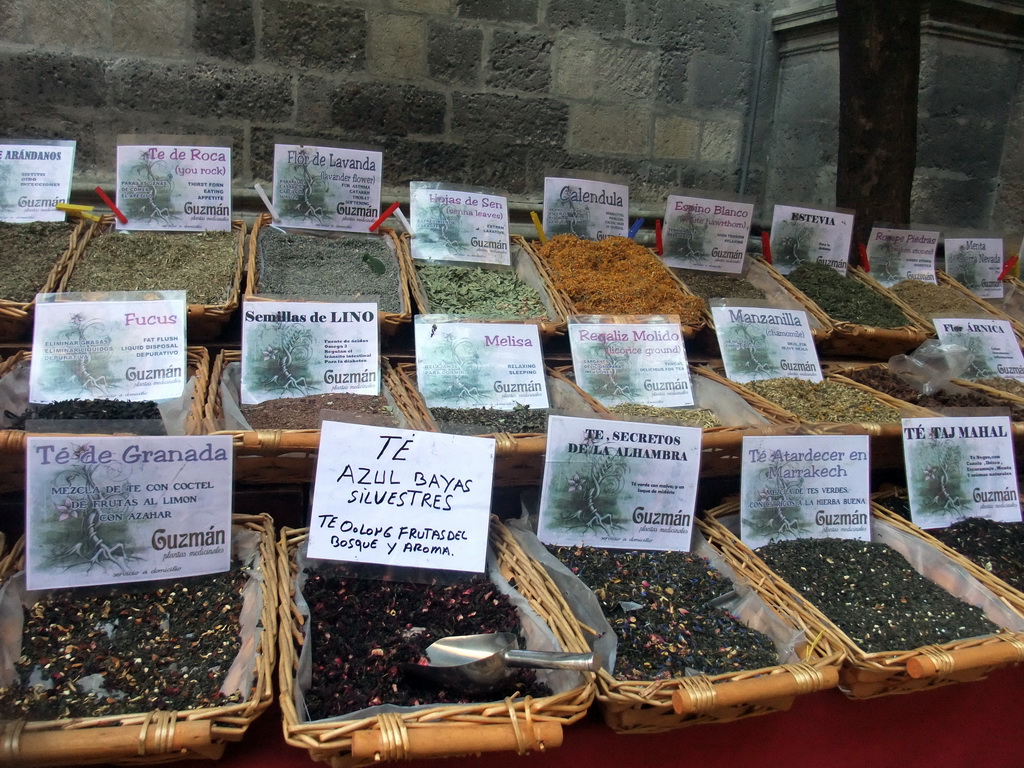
[
  {"left": 350, "top": 720, "right": 562, "bottom": 761},
  {"left": 906, "top": 636, "right": 1024, "bottom": 679},
  {"left": 672, "top": 664, "right": 839, "bottom": 714}
]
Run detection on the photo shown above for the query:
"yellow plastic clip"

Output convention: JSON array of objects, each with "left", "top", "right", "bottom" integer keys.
[
  {"left": 80, "top": 212, "right": 103, "bottom": 222},
  {"left": 56, "top": 202, "right": 95, "bottom": 212},
  {"left": 530, "top": 211, "right": 547, "bottom": 244}
]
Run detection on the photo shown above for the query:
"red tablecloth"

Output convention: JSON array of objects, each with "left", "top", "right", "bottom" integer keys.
[{"left": 178, "top": 664, "right": 1024, "bottom": 768}]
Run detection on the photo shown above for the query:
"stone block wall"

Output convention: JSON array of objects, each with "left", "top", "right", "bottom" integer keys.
[
  {"left": 0, "top": 0, "right": 769, "bottom": 211},
  {"left": 1, "top": 0, "right": 1023, "bottom": 231}
]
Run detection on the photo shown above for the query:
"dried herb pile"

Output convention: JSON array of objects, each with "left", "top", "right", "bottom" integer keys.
[
  {"left": 674, "top": 269, "right": 766, "bottom": 301},
  {"left": 430, "top": 404, "right": 548, "bottom": 434},
  {"left": 838, "top": 366, "right": 1024, "bottom": 418},
  {"left": 975, "top": 377, "right": 1024, "bottom": 398},
  {"left": 68, "top": 231, "right": 237, "bottom": 305},
  {"left": 609, "top": 403, "right": 722, "bottom": 428},
  {"left": 756, "top": 538, "right": 999, "bottom": 653},
  {"left": 537, "top": 234, "right": 706, "bottom": 322},
  {"left": 0, "top": 221, "right": 73, "bottom": 302},
  {"left": 787, "top": 262, "right": 908, "bottom": 328},
  {"left": 302, "top": 570, "right": 550, "bottom": 717},
  {"left": 6, "top": 398, "right": 165, "bottom": 433},
  {"left": 239, "top": 392, "right": 397, "bottom": 430},
  {"left": 745, "top": 378, "right": 901, "bottom": 423},
  {"left": 877, "top": 494, "right": 1024, "bottom": 593},
  {"left": 257, "top": 228, "right": 401, "bottom": 313},
  {"left": 0, "top": 570, "right": 247, "bottom": 719},
  {"left": 889, "top": 279, "right": 988, "bottom": 318},
  {"left": 417, "top": 263, "right": 548, "bottom": 318},
  {"left": 548, "top": 546, "right": 778, "bottom": 679}
]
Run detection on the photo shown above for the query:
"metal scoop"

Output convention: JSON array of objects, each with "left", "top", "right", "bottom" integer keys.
[{"left": 403, "top": 632, "right": 597, "bottom": 691}]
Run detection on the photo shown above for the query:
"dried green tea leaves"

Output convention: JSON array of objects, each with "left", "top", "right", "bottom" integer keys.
[
  {"left": 788, "top": 262, "right": 908, "bottom": 328},
  {"left": 745, "top": 377, "right": 902, "bottom": 423},
  {"left": 0, "top": 221, "right": 74, "bottom": 302},
  {"left": 417, "top": 263, "right": 548, "bottom": 318},
  {"left": 756, "top": 537, "right": 999, "bottom": 653},
  {"left": 68, "top": 230, "right": 237, "bottom": 305},
  {"left": 257, "top": 228, "right": 401, "bottom": 313}
]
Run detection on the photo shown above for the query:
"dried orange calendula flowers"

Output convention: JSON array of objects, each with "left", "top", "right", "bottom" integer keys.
[{"left": 537, "top": 234, "right": 706, "bottom": 323}]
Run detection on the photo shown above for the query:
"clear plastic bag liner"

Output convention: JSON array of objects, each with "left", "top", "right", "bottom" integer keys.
[
  {"left": 291, "top": 539, "right": 583, "bottom": 724},
  {"left": 888, "top": 339, "right": 974, "bottom": 395},
  {"left": 0, "top": 360, "right": 194, "bottom": 435},
  {"left": 0, "top": 526, "right": 264, "bottom": 698},
  {"left": 218, "top": 361, "right": 409, "bottom": 431},
  {"left": 508, "top": 506, "right": 804, "bottom": 677},
  {"left": 691, "top": 370, "right": 771, "bottom": 427},
  {"left": 719, "top": 510, "right": 1024, "bottom": 634}
]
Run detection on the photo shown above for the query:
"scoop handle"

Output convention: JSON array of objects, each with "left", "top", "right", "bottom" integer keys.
[{"left": 503, "top": 649, "right": 597, "bottom": 672}]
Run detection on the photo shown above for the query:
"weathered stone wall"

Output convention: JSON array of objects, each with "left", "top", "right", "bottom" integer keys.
[{"left": 1, "top": 0, "right": 1023, "bottom": 232}]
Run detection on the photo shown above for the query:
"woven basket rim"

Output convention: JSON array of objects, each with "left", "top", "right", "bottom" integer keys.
[
  {"left": 276, "top": 519, "right": 594, "bottom": 764},
  {"left": 700, "top": 500, "right": 1024, "bottom": 680},
  {"left": 0, "top": 513, "right": 277, "bottom": 761}
]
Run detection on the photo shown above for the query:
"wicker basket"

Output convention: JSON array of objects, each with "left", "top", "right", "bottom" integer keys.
[
  {"left": 56, "top": 216, "right": 246, "bottom": 342},
  {"left": 675, "top": 258, "right": 834, "bottom": 353},
  {"left": 989, "top": 274, "right": 1024, "bottom": 338},
  {"left": 0, "top": 513, "right": 278, "bottom": 766},
  {"left": 405, "top": 234, "right": 570, "bottom": 342},
  {"left": 0, "top": 220, "right": 90, "bottom": 342},
  {"left": 701, "top": 500, "right": 1024, "bottom": 699},
  {"left": 277, "top": 518, "right": 595, "bottom": 767},
  {"left": 871, "top": 488, "right": 1024, "bottom": 620},
  {"left": 511, "top": 516, "right": 842, "bottom": 733},
  {"left": 248, "top": 214, "right": 413, "bottom": 339},
  {"left": 528, "top": 238, "right": 707, "bottom": 341},
  {"left": 203, "top": 350, "right": 432, "bottom": 484},
  {"left": 785, "top": 266, "right": 931, "bottom": 358},
  {"left": 0, "top": 346, "right": 210, "bottom": 493}
]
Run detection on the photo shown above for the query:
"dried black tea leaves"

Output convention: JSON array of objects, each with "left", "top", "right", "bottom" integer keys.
[
  {"left": 840, "top": 366, "right": 1024, "bottom": 418},
  {"left": 756, "top": 537, "right": 999, "bottom": 653},
  {"left": 257, "top": 227, "right": 401, "bottom": 313},
  {"left": 302, "top": 570, "right": 550, "bottom": 717},
  {"left": 9, "top": 398, "right": 165, "bottom": 433},
  {"left": 67, "top": 231, "right": 237, "bottom": 305},
  {"left": 674, "top": 269, "right": 766, "bottom": 301},
  {"left": 0, "top": 570, "right": 247, "bottom": 719},
  {"left": 549, "top": 546, "right": 778, "bottom": 679}
]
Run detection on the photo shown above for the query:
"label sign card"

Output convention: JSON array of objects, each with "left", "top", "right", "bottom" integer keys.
[
  {"left": 945, "top": 236, "right": 1004, "bottom": 299},
  {"left": 567, "top": 317, "right": 694, "bottom": 407},
  {"left": 537, "top": 415, "right": 702, "bottom": 550},
  {"left": 542, "top": 176, "right": 628, "bottom": 241},
  {"left": 272, "top": 143, "right": 382, "bottom": 232},
  {"left": 711, "top": 306, "right": 822, "bottom": 384},
  {"left": 866, "top": 227, "right": 940, "bottom": 287},
  {"left": 26, "top": 435, "right": 233, "bottom": 590},
  {"left": 902, "top": 416, "right": 1021, "bottom": 527},
  {"left": 409, "top": 182, "right": 510, "bottom": 265},
  {"left": 240, "top": 300, "right": 379, "bottom": 404},
  {"left": 414, "top": 319, "right": 548, "bottom": 410},
  {"left": 769, "top": 204, "right": 854, "bottom": 275},
  {"left": 30, "top": 292, "right": 187, "bottom": 403},
  {"left": 0, "top": 139, "right": 75, "bottom": 222},
  {"left": 661, "top": 194, "right": 753, "bottom": 273},
  {"left": 116, "top": 143, "right": 231, "bottom": 231},
  {"left": 933, "top": 317, "right": 1024, "bottom": 382},
  {"left": 308, "top": 422, "right": 496, "bottom": 572},
  {"left": 740, "top": 434, "right": 871, "bottom": 550}
]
